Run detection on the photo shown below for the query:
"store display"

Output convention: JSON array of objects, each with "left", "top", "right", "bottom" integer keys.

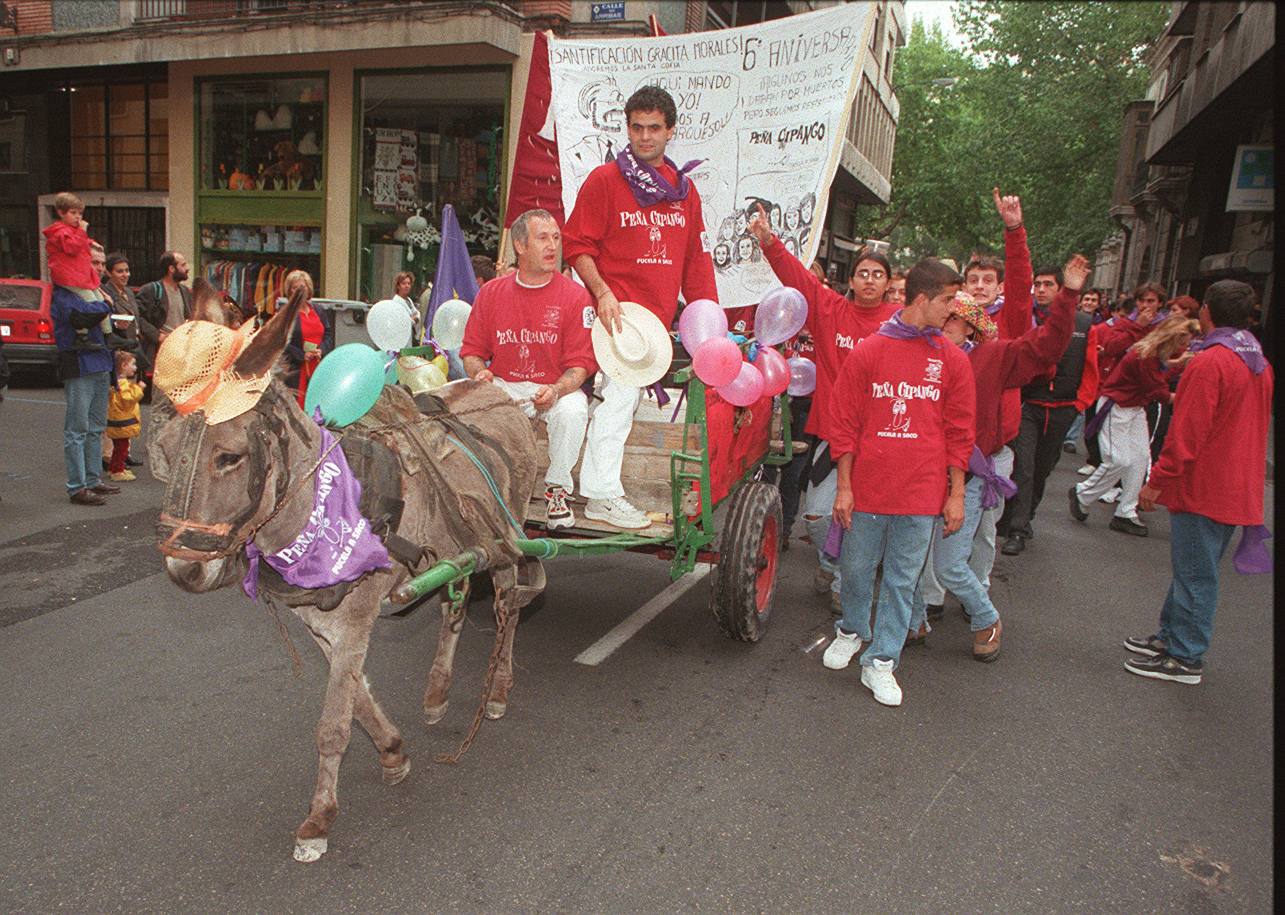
[{"left": 201, "top": 76, "right": 324, "bottom": 192}]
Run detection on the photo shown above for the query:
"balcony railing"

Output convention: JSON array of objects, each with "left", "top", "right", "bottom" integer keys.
[
  {"left": 844, "top": 73, "right": 896, "bottom": 191},
  {"left": 136, "top": 0, "right": 355, "bottom": 21}
]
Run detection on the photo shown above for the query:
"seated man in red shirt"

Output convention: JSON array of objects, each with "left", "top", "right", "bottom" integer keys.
[
  {"left": 824, "top": 258, "right": 976, "bottom": 707},
  {"left": 562, "top": 85, "right": 717, "bottom": 529},
  {"left": 1126, "top": 280, "right": 1272, "bottom": 685},
  {"left": 460, "top": 209, "right": 597, "bottom": 529}
]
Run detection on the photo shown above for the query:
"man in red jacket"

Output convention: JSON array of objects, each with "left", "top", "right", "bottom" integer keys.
[
  {"left": 1124, "top": 280, "right": 1272, "bottom": 685},
  {"left": 562, "top": 85, "right": 717, "bottom": 529},
  {"left": 823, "top": 258, "right": 975, "bottom": 707}
]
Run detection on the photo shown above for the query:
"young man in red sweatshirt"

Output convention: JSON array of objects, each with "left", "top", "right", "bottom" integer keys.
[
  {"left": 1125, "top": 280, "right": 1272, "bottom": 684},
  {"left": 746, "top": 208, "right": 896, "bottom": 607},
  {"left": 910, "top": 254, "right": 1087, "bottom": 660},
  {"left": 823, "top": 259, "right": 976, "bottom": 707},
  {"left": 562, "top": 85, "right": 717, "bottom": 530}
]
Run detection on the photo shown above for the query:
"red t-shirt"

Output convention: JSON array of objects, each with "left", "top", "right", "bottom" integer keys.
[
  {"left": 42, "top": 221, "right": 101, "bottom": 289},
  {"left": 459, "top": 272, "right": 597, "bottom": 384},
  {"left": 561, "top": 161, "right": 718, "bottom": 329},
  {"left": 762, "top": 237, "right": 897, "bottom": 441},
  {"left": 1148, "top": 345, "right": 1272, "bottom": 526},
  {"left": 828, "top": 333, "right": 976, "bottom": 516}
]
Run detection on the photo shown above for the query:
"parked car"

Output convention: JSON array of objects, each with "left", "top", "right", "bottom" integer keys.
[{"left": 0, "top": 278, "right": 57, "bottom": 381}]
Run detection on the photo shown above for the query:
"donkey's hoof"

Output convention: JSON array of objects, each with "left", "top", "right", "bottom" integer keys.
[
  {"left": 484, "top": 701, "right": 507, "bottom": 720},
  {"left": 423, "top": 702, "right": 449, "bottom": 726},
  {"left": 382, "top": 756, "right": 411, "bottom": 786},
  {"left": 293, "top": 836, "right": 328, "bottom": 863}
]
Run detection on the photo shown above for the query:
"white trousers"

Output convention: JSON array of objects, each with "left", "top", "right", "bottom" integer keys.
[
  {"left": 1076, "top": 399, "right": 1150, "bottom": 520},
  {"left": 580, "top": 371, "right": 641, "bottom": 500},
  {"left": 492, "top": 378, "right": 588, "bottom": 493}
]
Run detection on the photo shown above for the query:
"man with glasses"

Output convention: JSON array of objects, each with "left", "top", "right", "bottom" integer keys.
[{"left": 749, "top": 207, "right": 897, "bottom": 610}]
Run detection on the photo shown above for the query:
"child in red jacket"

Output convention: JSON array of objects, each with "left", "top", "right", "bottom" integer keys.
[
  {"left": 42, "top": 192, "right": 103, "bottom": 299},
  {"left": 823, "top": 258, "right": 976, "bottom": 708}
]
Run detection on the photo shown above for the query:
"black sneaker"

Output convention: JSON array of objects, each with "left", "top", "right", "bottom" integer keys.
[
  {"left": 1124, "top": 653, "right": 1202, "bottom": 685},
  {"left": 1001, "top": 533, "right": 1026, "bottom": 556},
  {"left": 1062, "top": 441, "right": 1077, "bottom": 454},
  {"left": 125, "top": 456, "right": 143, "bottom": 468},
  {"left": 1068, "top": 485, "right": 1088, "bottom": 522},
  {"left": 926, "top": 603, "right": 944, "bottom": 621},
  {"left": 1123, "top": 635, "right": 1166, "bottom": 657},
  {"left": 1109, "top": 516, "right": 1148, "bottom": 537}
]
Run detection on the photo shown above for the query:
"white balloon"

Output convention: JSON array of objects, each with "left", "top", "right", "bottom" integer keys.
[
  {"left": 431, "top": 298, "right": 472, "bottom": 350},
  {"left": 367, "top": 298, "right": 413, "bottom": 352}
]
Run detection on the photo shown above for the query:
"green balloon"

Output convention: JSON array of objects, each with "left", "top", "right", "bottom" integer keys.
[{"left": 304, "top": 343, "right": 386, "bottom": 427}]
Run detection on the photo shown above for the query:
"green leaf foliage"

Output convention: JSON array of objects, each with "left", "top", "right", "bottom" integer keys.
[{"left": 857, "top": 1, "right": 1169, "bottom": 268}]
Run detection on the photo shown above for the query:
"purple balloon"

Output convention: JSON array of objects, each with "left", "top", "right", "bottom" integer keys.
[
  {"left": 678, "top": 299, "right": 728, "bottom": 353},
  {"left": 718, "top": 360, "right": 766, "bottom": 407},
  {"left": 692, "top": 336, "right": 743, "bottom": 387},
  {"left": 754, "top": 286, "right": 808, "bottom": 346},
  {"left": 786, "top": 356, "right": 816, "bottom": 396},
  {"left": 754, "top": 345, "right": 790, "bottom": 397}
]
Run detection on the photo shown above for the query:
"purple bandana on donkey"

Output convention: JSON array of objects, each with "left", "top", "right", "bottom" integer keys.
[
  {"left": 615, "top": 146, "right": 703, "bottom": 208},
  {"left": 243, "top": 424, "right": 391, "bottom": 599}
]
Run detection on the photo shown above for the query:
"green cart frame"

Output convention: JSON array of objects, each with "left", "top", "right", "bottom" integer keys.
[{"left": 389, "top": 367, "right": 802, "bottom": 642}]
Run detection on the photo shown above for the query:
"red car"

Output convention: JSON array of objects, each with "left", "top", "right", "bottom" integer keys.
[{"left": 0, "top": 278, "right": 57, "bottom": 380}]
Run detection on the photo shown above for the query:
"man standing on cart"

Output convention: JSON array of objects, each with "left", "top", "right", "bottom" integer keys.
[{"left": 562, "top": 85, "right": 719, "bottom": 530}]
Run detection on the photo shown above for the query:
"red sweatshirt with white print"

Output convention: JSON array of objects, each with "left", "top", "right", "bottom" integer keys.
[
  {"left": 828, "top": 334, "right": 976, "bottom": 516},
  {"left": 460, "top": 273, "right": 597, "bottom": 384},
  {"left": 561, "top": 162, "right": 718, "bottom": 329}
]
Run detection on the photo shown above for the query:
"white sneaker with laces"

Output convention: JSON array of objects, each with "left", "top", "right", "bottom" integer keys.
[
  {"left": 545, "top": 485, "right": 575, "bottom": 530},
  {"left": 822, "top": 629, "right": 862, "bottom": 670},
  {"left": 584, "top": 496, "right": 649, "bottom": 529},
  {"left": 1076, "top": 464, "right": 1094, "bottom": 475},
  {"left": 861, "top": 658, "right": 903, "bottom": 706}
]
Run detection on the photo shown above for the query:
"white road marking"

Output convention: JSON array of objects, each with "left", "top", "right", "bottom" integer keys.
[
  {"left": 573, "top": 564, "right": 712, "bottom": 666},
  {"left": 4, "top": 396, "right": 64, "bottom": 405}
]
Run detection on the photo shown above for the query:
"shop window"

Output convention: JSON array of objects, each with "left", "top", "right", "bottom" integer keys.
[
  {"left": 355, "top": 69, "right": 506, "bottom": 301},
  {"left": 199, "top": 76, "right": 325, "bottom": 192},
  {"left": 0, "top": 205, "right": 36, "bottom": 278},
  {"left": 201, "top": 223, "right": 322, "bottom": 317},
  {"left": 0, "top": 112, "right": 26, "bottom": 173},
  {"left": 67, "top": 80, "right": 168, "bottom": 191}
]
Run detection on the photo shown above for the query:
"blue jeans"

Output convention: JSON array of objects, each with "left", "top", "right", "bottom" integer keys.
[
  {"left": 803, "top": 447, "right": 839, "bottom": 591},
  {"left": 837, "top": 512, "right": 935, "bottom": 669},
  {"left": 911, "top": 473, "right": 1001, "bottom": 632},
  {"left": 64, "top": 372, "right": 109, "bottom": 493},
  {"left": 1153, "top": 511, "right": 1235, "bottom": 664}
]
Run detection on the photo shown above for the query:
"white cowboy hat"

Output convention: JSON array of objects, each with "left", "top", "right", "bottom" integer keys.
[{"left": 590, "top": 301, "right": 673, "bottom": 387}]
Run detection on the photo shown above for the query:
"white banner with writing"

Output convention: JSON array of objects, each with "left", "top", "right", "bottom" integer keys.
[{"left": 548, "top": 2, "right": 875, "bottom": 307}]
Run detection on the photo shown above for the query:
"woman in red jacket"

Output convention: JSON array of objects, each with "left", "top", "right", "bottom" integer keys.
[{"left": 1070, "top": 315, "right": 1199, "bottom": 536}]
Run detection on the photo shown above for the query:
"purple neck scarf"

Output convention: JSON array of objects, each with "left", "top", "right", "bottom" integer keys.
[
  {"left": 984, "top": 294, "right": 1005, "bottom": 317},
  {"left": 1188, "top": 327, "right": 1267, "bottom": 375},
  {"left": 968, "top": 445, "right": 1018, "bottom": 510},
  {"left": 615, "top": 146, "right": 703, "bottom": 208},
  {"left": 242, "top": 424, "right": 391, "bottom": 600},
  {"left": 877, "top": 310, "right": 943, "bottom": 349},
  {"left": 1233, "top": 525, "right": 1272, "bottom": 574}
]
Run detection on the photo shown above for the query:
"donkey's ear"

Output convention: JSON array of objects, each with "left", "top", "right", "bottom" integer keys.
[
  {"left": 189, "top": 278, "right": 227, "bottom": 325},
  {"left": 232, "top": 282, "right": 306, "bottom": 377}
]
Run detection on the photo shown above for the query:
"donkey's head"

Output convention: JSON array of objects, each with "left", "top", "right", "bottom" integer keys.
[{"left": 153, "top": 284, "right": 316, "bottom": 592}]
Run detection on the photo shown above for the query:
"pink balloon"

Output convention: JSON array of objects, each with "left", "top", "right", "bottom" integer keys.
[
  {"left": 787, "top": 356, "right": 817, "bottom": 396},
  {"left": 718, "top": 360, "right": 766, "bottom": 407},
  {"left": 754, "top": 286, "right": 808, "bottom": 345},
  {"left": 754, "top": 345, "right": 790, "bottom": 397},
  {"left": 692, "top": 336, "right": 743, "bottom": 387},
  {"left": 678, "top": 299, "right": 728, "bottom": 353}
]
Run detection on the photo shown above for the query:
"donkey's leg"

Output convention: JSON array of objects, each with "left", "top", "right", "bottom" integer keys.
[
  {"left": 423, "top": 579, "right": 469, "bottom": 726},
  {"left": 485, "top": 565, "right": 522, "bottom": 720},
  {"left": 292, "top": 605, "right": 379, "bottom": 864}
]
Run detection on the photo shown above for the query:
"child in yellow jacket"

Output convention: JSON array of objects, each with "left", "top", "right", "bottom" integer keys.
[{"left": 107, "top": 350, "right": 145, "bottom": 481}]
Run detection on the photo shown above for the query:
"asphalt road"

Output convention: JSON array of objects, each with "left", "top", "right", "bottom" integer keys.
[{"left": 0, "top": 375, "right": 1273, "bottom": 913}]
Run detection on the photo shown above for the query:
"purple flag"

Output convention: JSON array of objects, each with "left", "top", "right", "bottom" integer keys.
[
  {"left": 424, "top": 204, "right": 480, "bottom": 331},
  {"left": 243, "top": 424, "right": 391, "bottom": 600}
]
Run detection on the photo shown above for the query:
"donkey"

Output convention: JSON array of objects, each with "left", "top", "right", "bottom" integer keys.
[{"left": 149, "top": 283, "right": 543, "bottom": 862}]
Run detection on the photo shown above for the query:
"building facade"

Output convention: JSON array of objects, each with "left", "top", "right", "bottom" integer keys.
[
  {"left": 2, "top": 0, "right": 902, "bottom": 309},
  {"left": 1097, "top": 1, "right": 1273, "bottom": 334}
]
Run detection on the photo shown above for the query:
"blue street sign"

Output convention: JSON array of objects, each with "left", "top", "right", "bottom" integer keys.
[{"left": 591, "top": 2, "right": 625, "bottom": 22}]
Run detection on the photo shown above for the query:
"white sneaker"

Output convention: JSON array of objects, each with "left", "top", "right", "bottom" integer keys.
[
  {"left": 544, "top": 485, "right": 575, "bottom": 530},
  {"left": 1099, "top": 488, "right": 1121, "bottom": 504},
  {"left": 822, "top": 629, "right": 863, "bottom": 670},
  {"left": 861, "top": 658, "right": 902, "bottom": 706},
  {"left": 1076, "top": 464, "right": 1094, "bottom": 475},
  {"left": 584, "top": 496, "right": 649, "bottom": 529}
]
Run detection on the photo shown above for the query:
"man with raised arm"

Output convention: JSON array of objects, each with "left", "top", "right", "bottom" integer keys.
[{"left": 562, "top": 85, "right": 717, "bottom": 530}]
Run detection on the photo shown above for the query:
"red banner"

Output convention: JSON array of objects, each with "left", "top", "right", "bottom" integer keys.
[{"left": 503, "top": 31, "right": 564, "bottom": 227}]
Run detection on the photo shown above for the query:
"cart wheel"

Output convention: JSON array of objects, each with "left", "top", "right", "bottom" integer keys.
[{"left": 711, "top": 481, "right": 782, "bottom": 642}]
